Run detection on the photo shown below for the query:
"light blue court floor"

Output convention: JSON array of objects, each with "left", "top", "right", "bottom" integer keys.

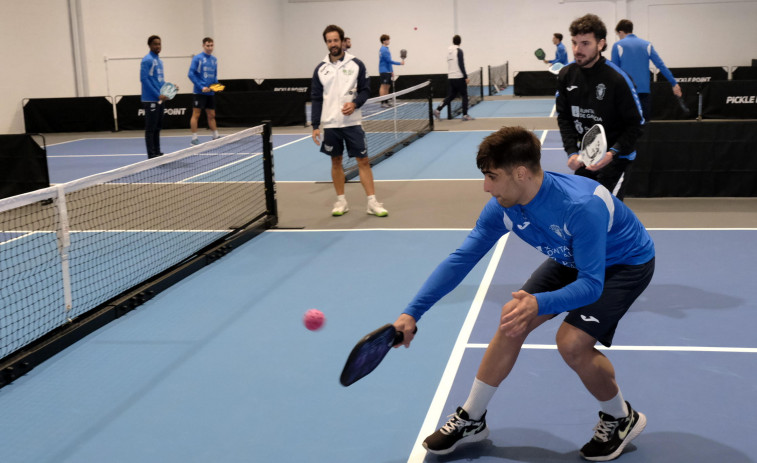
[
  {"left": 1, "top": 228, "right": 755, "bottom": 462},
  {"left": 46, "top": 134, "right": 307, "bottom": 184}
]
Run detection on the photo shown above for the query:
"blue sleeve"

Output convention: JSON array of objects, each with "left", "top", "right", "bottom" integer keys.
[
  {"left": 649, "top": 45, "right": 677, "bottom": 86},
  {"left": 611, "top": 43, "right": 621, "bottom": 65},
  {"left": 457, "top": 49, "right": 467, "bottom": 79},
  {"left": 188, "top": 55, "right": 203, "bottom": 88},
  {"left": 310, "top": 64, "right": 324, "bottom": 129},
  {"left": 402, "top": 200, "right": 506, "bottom": 321},
  {"left": 353, "top": 59, "right": 370, "bottom": 108},
  {"left": 557, "top": 45, "right": 568, "bottom": 65},
  {"left": 533, "top": 198, "right": 607, "bottom": 315},
  {"left": 140, "top": 58, "right": 161, "bottom": 98}
]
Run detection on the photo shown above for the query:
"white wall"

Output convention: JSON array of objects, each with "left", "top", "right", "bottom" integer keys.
[{"left": 2, "top": 0, "right": 756, "bottom": 134}]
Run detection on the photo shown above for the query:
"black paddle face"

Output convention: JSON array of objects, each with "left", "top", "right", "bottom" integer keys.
[
  {"left": 534, "top": 48, "right": 545, "bottom": 60},
  {"left": 339, "top": 324, "right": 416, "bottom": 387},
  {"left": 400, "top": 49, "right": 407, "bottom": 59}
]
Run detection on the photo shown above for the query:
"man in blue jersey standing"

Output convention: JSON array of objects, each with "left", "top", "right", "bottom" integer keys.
[
  {"left": 612, "top": 19, "right": 682, "bottom": 121},
  {"left": 434, "top": 35, "right": 474, "bottom": 121},
  {"left": 544, "top": 32, "right": 569, "bottom": 66},
  {"left": 188, "top": 37, "right": 220, "bottom": 145},
  {"left": 557, "top": 14, "right": 644, "bottom": 200},
  {"left": 394, "top": 126, "right": 654, "bottom": 461},
  {"left": 311, "top": 25, "right": 388, "bottom": 217},
  {"left": 140, "top": 35, "right": 167, "bottom": 158},
  {"left": 378, "top": 34, "right": 404, "bottom": 107}
]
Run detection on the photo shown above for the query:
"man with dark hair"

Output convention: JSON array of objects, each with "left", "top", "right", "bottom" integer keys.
[
  {"left": 394, "top": 125, "right": 654, "bottom": 461},
  {"left": 342, "top": 36, "right": 351, "bottom": 52},
  {"left": 433, "top": 35, "right": 474, "bottom": 121},
  {"left": 188, "top": 37, "right": 220, "bottom": 145},
  {"left": 544, "top": 32, "right": 569, "bottom": 66},
  {"left": 311, "top": 25, "right": 388, "bottom": 217},
  {"left": 140, "top": 35, "right": 167, "bottom": 159},
  {"left": 378, "top": 34, "right": 404, "bottom": 105},
  {"left": 612, "top": 19, "right": 682, "bottom": 121},
  {"left": 557, "top": 14, "right": 644, "bottom": 200}
]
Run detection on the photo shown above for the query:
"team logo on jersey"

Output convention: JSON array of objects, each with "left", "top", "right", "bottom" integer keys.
[
  {"left": 574, "top": 120, "right": 584, "bottom": 134},
  {"left": 550, "top": 224, "right": 564, "bottom": 239},
  {"left": 595, "top": 83, "right": 606, "bottom": 101},
  {"left": 324, "top": 144, "right": 333, "bottom": 152},
  {"left": 342, "top": 68, "right": 355, "bottom": 76}
]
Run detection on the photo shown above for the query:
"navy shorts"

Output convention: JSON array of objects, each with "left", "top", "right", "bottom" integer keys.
[
  {"left": 320, "top": 126, "right": 368, "bottom": 158},
  {"left": 193, "top": 94, "right": 216, "bottom": 110},
  {"left": 379, "top": 72, "right": 393, "bottom": 85},
  {"left": 521, "top": 257, "right": 655, "bottom": 347}
]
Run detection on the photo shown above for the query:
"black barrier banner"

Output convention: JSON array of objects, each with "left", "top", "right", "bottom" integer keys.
[
  {"left": 650, "top": 82, "right": 699, "bottom": 120},
  {"left": 214, "top": 91, "right": 306, "bottom": 127},
  {"left": 513, "top": 71, "right": 557, "bottom": 96},
  {"left": 731, "top": 66, "right": 757, "bottom": 81},
  {"left": 669, "top": 66, "right": 728, "bottom": 83},
  {"left": 702, "top": 80, "right": 757, "bottom": 119},
  {"left": 116, "top": 95, "right": 195, "bottom": 131},
  {"left": 0, "top": 134, "right": 49, "bottom": 199},
  {"left": 23, "top": 97, "right": 115, "bottom": 133},
  {"left": 627, "top": 121, "right": 757, "bottom": 197}
]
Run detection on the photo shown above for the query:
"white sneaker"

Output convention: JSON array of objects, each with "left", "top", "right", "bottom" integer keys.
[
  {"left": 462, "top": 114, "right": 474, "bottom": 121},
  {"left": 433, "top": 109, "right": 441, "bottom": 120},
  {"left": 366, "top": 198, "right": 388, "bottom": 217},
  {"left": 332, "top": 198, "right": 349, "bottom": 216}
]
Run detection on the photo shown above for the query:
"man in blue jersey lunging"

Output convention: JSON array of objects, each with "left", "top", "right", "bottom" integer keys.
[
  {"left": 188, "top": 37, "right": 220, "bottom": 145},
  {"left": 612, "top": 19, "right": 682, "bottom": 121},
  {"left": 393, "top": 126, "right": 655, "bottom": 461}
]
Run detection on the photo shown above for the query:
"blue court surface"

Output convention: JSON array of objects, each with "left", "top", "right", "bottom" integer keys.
[{"left": 2, "top": 99, "right": 755, "bottom": 462}]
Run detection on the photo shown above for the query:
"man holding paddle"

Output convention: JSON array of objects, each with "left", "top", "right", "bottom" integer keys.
[
  {"left": 556, "top": 14, "right": 644, "bottom": 201},
  {"left": 544, "top": 32, "right": 569, "bottom": 66},
  {"left": 393, "top": 125, "right": 655, "bottom": 461},
  {"left": 188, "top": 37, "right": 221, "bottom": 145}
]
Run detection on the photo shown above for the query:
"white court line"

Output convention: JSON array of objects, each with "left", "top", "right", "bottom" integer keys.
[
  {"left": 468, "top": 344, "right": 757, "bottom": 353},
  {"left": 539, "top": 129, "right": 548, "bottom": 145},
  {"left": 406, "top": 234, "right": 509, "bottom": 463},
  {"left": 47, "top": 154, "right": 146, "bottom": 158}
]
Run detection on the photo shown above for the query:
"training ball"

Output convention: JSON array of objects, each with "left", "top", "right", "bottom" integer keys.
[{"left": 303, "top": 309, "right": 325, "bottom": 331}]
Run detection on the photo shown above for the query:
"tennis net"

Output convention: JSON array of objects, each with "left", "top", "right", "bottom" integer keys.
[
  {"left": 0, "top": 124, "right": 277, "bottom": 386},
  {"left": 447, "top": 67, "right": 484, "bottom": 119},
  {"left": 343, "top": 80, "right": 433, "bottom": 179},
  {"left": 488, "top": 61, "right": 510, "bottom": 95}
]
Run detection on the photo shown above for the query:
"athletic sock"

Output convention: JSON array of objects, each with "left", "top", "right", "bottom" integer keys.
[
  {"left": 336, "top": 194, "right": 346, "bottom": 202},
  {"left": 599, "top": 390, "right": 628, "bottom": 419},
  {"left": 367, "top": 195, "right": 376, "bottom": 202},
  {"left": 462, "top": 377, "right": 497, "bottom": 421},
  {"left": 191, "top": 133, "right": 198, "bottom": 140},
  {"left": 212, "top": 130, "right": 219, "bottom": 138}
]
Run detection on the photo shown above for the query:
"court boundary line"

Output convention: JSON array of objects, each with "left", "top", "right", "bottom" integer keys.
[
  {"left": 468, "top": 344, "right": 757, "bottom": 353},
  {"left": 406, "top": 234, "right": 509, "bottom": 463}
]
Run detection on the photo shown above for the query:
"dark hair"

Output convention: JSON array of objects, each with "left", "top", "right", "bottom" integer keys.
[
  {"left": 322, "top": 25, "right": 344, "bottom": 42},
  {"left": 615, "top": 19, "right": 633, "bottom": 34},
  {"left": 476, "top": 127, "right": 542, "bottom": 173},
  {"left": 147, "top": 35, "right": 161, "bottom": 46},
  {"left": 203, "top": 37, "right": 214, "bottom": 44},
  {"left": 380, "top": 34, "right": 390, "bottom": 43},
  {"left": 554, "top": 33, "right": 563, "bottom": 42},
  {"left": 453, "top": 35, "right": 461, "bottom": 45},
  {"left": 569, "top": 14, "right": 607, "bottom": 51}
]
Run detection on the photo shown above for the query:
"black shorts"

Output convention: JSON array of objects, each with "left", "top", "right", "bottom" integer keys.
[
  {"left": 320, "top": 126, "right": 368, "bottom": 158},
  {"left": 379, "top": 72, "right": 393, "bottom": 85},
  {"left": 193, "top": 94, "right": 216, "bottom": 110},
  {"left": 522, "top": 257, "right": 655, "bottom": 347}
]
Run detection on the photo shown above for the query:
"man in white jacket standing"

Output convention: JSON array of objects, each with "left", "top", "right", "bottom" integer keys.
[
  {"left": 433, "top": 35, "right": 473, "bottom": 121},
  {"left": 311, "top": 24, "right": 388, "bottom": 217}
]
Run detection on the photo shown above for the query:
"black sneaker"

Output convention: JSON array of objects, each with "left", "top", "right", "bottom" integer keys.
[
  {"left": 423, "top": 407, "right": 489, "bottom": 455},
  {"left": 580, "top": 401, "right": 647, "bottom": 461}
]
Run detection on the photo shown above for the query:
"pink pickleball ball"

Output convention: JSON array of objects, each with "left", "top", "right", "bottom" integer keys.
[{"left": 303, "top": 309, "right": 325, "bottom": 331}]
